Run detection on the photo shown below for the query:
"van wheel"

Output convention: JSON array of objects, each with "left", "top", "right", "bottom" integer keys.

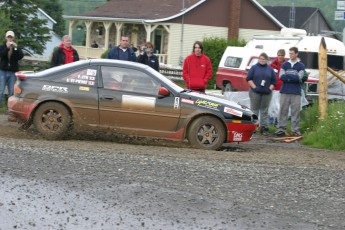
[{"left": 222, "top": 83, "right": 233, "bottom": 94}]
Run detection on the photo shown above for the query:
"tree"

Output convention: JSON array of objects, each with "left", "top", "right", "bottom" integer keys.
[
  {"left": 0, "top": 10, "right": 12, "bottom": 41},
  {"left": 1, "top": 0, "right": 51, "bottom": 55},
  {"left": 37, "top": 0, "right": 65, "bottom": 37}
]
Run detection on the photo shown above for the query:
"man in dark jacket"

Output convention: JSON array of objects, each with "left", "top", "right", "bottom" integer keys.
[
  {"left": 106, "top": 35, "right": 137, "bottom": 62},
  {"left": 275, "top": 47, "right": 305, "bottom": 137},
  {"left": 137, "top": 42, "right": 159, "bottom": 71},
  {"left": 51, "top": 35, "right": 79, "bottom": 67},
  {"left": 0, "top": 31, "right": 24, "bottom": 111}
]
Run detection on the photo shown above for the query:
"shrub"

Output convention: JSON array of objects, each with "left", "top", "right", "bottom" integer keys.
[
  {"left": 203, "top": 37, "right": 246, "bottom": 89},
  {"left": 101, "top": 49, "right": 110, "bottom": 58}
]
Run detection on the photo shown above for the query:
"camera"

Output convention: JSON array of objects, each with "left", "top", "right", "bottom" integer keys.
[{"left": 9, "top": 42, "right": 13, "bottom": 47}]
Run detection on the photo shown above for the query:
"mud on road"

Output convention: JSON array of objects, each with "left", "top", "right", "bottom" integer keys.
[{"left": 1, "top": 114, "right": 345, "bottom": 229}]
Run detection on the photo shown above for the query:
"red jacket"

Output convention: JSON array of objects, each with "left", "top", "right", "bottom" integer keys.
[
  {"left": 270, "top": 57, "right": 286, "bottom": 90},
  {"left": 182, "top": 53, "right": 212, "bottom": 90}
]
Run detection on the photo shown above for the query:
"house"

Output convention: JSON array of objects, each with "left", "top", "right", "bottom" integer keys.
[
  {"left": 64, "top": 0, "right": 285, "bottom": 66},
  {"left": 264, "top": 6, "right": 337, "bottom": 38},
  {"left": 36, "top": 8, "right": 62, "bottom": 60}
]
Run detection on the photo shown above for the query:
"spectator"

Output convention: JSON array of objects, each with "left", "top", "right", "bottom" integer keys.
[
  {"left": 182, "top": 41, "right": 212, "bottom": 93},
  {"left": 269, "top": 49, "right": 286, "bottom": 126},
  {"left": 275, "top": 47, "right": 306, "bottom": 137},
  {"left": 246, "top": 52, "right": 276, "bottom": 135},
  {"left": 106, "top": 35, "right": 137, "bottom": 62},
  {"left": 270, "top": 49, "right": 286, "bottom": 91},
  {"left": 137, "top": 42, "right": 160, "bottom": 71},
  {"left": 0, "top": 30, "right": 24, "bottom": 114},
  {"left": 91, "top": 40, "right": 99, "bottom": 48},
  {"left": 51, "top": 35, "right": 79, "bottom": 67}
]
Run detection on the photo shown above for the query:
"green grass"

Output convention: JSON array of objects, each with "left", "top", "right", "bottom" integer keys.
[{"left": 300, "top": 101, "right": 345, "bottom": 151}]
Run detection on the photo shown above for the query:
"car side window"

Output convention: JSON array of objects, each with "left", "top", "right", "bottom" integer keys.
[
  {"left": 55, "top": 68, "right": 98, "bottom": 87},
  {"left": 101, "top": 66, "right": 160, "bottom": 95}
]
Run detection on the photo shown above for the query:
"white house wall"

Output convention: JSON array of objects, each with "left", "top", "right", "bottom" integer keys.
[{"left": 168, "top": 24, "right": 228, "bottom": 66}]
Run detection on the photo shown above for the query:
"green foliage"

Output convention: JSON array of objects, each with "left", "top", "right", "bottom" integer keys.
[
  {"left": 0, "top": 11, "right": 11, "bottom": 39},
  {"left": 301, "top": 101, "right": 345, "bottom": 151},
  {"left": 37, "top": 0, "right": 65, "bottom": 37},
  {"left": 1, "top": 0, "right": 51, "bottom": 55},
  {"left": 100, "top": 49, "right": 110, "bottom": 58},
  {"left": 202, "top": 37, "right": 246, "bottom": 89}
]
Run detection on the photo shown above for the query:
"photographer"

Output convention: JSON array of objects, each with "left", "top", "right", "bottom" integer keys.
[
  {"left": 137, "top": 42, "right": 159, "bottom": 71},
  {"left": 0, "top": 31, "right": 24, "bottom": 113}
]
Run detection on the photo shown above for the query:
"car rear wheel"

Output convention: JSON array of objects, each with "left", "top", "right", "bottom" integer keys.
[
  {"left": 187, "top": 116, "right": 226, "bottom": 150},
  {"left": 33, "top": 102, "right": 72, "bottom": 139}
]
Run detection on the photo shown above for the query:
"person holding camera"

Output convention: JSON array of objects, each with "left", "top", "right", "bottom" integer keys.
[
  {"left": 137, "top": 42, "right": 159, "bottom": 72},
  {"left": 0, "top": 30, "right": 24, "bottom": 113}
]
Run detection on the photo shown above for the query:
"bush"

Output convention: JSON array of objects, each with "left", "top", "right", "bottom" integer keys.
[
  {"left": 301, "top": 101, "right": 345, "bottom": 151},
  {"left": 101, "top": 49, "right": 110, "bottom": 58},
  {"left": 203, "top": 37, "right": 246, "bottom": 89}
]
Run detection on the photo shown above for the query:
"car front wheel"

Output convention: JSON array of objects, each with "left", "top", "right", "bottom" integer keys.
[
  {"left": 33, "top": 102, "right": 72, "bottom": 139},
  {"left": 187, "top": 116, "right": 226, "bottom": 150}
]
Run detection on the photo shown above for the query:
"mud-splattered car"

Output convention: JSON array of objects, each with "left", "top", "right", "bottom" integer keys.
[{"left": 8, "top": 59, "right": 258, "bottom": 150}]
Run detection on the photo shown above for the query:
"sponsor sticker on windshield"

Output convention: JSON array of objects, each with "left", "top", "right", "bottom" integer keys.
[
  {"left": 224, "top": 107, "right": 243, "bottom": 117},
  {"left": 87, "top": 69, "right": 97, "bottom": 76}
]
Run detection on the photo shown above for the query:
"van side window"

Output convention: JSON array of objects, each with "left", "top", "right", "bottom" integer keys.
[{"left": 224, "top": 57, "right": 242, "bottom": 68}]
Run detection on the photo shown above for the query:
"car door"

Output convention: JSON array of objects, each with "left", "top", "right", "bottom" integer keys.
[
  {"left": 98, "top": 65, "right": 180, "bottom": 134},
  {"left": 52, "top": 66, "right": 100, "bottom": 125}
]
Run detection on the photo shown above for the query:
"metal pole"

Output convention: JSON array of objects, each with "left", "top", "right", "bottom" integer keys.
[{"left": 179, "top": 0, "right": 185, "bottom": 66}]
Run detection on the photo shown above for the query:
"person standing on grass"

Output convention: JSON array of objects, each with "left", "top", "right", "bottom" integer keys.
[
  {"left": 246, "top": 52, "right": 276, "bottom": 136},
  {"left": 0, "top": 31, "right": 24, "bottom": 113},
  {"left": 182, "top": 41, "right": 212, "bottom": 93},
  {"left": 275, "top": 47, "right": 305, "bottom": 137}
]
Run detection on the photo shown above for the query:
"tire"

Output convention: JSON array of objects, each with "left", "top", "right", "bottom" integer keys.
[
  {"left": 33, "top": 102, "right": 72, "bottom": 139},
  {"left": 222, "top": 82, "right": 233, "bottom": 94},
  {"left": 187, "top": 116, "right": 226, "bottom": 150}
]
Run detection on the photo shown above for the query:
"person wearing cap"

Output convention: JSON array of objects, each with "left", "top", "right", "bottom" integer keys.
[
  {"left": 50, "top": 35, "right": 79, "bottom": 67},
  {"left": 0, "top": 30, "right": 24, "bottom": 113}
]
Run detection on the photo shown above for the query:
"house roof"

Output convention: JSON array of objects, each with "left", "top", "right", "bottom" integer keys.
[
  {"left": 73, "top": 0, "right": 206, "bottom": 22},
  {"left": 64, "top": 0, "right": 284, "bottom": 27},
  {"left": 264, "top": 6, "right": 324, "bottom": 28}
]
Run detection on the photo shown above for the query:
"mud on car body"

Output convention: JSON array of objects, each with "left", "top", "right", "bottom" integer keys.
[{"left": 8, "top": 59, "right": 258, "bottom": 150}]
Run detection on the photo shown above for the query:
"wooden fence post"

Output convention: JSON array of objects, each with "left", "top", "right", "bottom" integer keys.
[{"left": 318, "top": 37, "right": 328, "bottom": 119}]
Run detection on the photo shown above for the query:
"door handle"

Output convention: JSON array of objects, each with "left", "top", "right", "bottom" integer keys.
[{"left": 102, "top": 95, "right": 114, "bottom": 100}]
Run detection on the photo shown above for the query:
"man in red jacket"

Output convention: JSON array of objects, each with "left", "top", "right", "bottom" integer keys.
[{"left": 182, "top": 41, "right": 212, "bottom": 93}]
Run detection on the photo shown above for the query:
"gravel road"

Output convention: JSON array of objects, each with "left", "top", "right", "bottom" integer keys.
[{"left": 0, "top": 114, "right": 344, "bottom": 230}]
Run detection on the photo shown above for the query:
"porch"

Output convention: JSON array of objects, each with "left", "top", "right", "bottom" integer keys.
[
  {"left": 66, "top": 19, "right": 171, "bottom": 64},
  {"left": 74, "top": 46, "right": 168, "bottom": 64}
]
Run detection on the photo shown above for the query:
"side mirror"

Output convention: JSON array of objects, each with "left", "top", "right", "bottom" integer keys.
[{"left": 158, "top": 87, "right": 170, "bottom": 97}]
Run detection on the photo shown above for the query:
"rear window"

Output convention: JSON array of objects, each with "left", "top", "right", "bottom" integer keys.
[{"left": 224, "top": 57, "right": 242, "bottom": 68}]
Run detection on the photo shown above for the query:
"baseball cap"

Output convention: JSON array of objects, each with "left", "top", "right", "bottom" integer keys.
[{"left": 6, "top": 31, "right": 15, "bottom": 38}]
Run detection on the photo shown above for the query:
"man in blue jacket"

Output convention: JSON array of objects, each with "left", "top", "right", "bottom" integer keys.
[
  {"left": 106, "top": 35, "right": 137, "bottom": 62},
  {"left": 275, "top": 47, "right": 305, "bottom": 136}
]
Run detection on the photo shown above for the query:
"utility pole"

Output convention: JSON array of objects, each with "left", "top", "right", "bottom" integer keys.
[
  {"left": 289, "top": 3, "right": 295, "bottom": 28},
  {"left": 179, "top": 0, "right": 185, "bottom": 66}
]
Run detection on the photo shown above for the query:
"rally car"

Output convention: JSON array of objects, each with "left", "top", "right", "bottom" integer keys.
[{"left": 8, "top": 59, "right": 258, "bottom": 150}]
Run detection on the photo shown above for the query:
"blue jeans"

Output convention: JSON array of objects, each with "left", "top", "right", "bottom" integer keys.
[{"left": 0, "top": 70, "right": 16, "bottom": 109}]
